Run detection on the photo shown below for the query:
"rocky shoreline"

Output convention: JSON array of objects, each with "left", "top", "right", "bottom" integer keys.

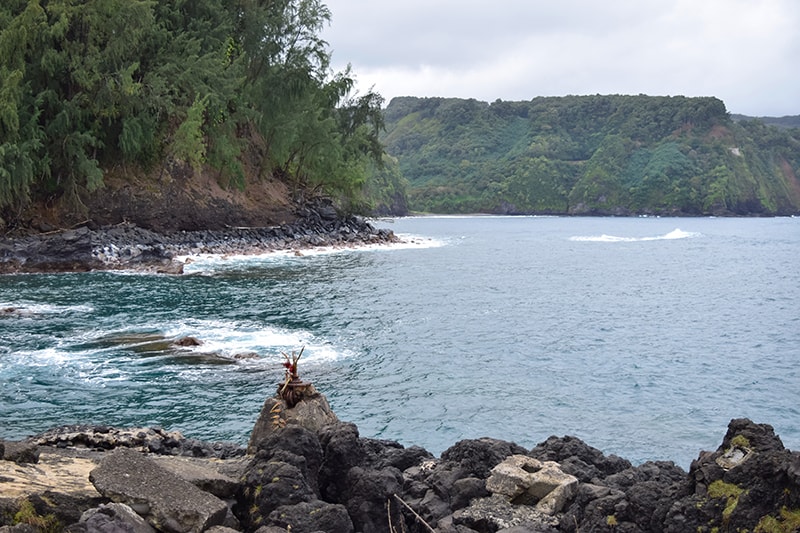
[
  {"left": 1, "top": 386, "right": 799, "bottom": 533},
  {"left": 0, "top": 202, "right": 397, "bottom": 274}
]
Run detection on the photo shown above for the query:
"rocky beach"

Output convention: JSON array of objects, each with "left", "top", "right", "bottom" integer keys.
[
  {"left": 1, "top": 381, "right": 799, "bottom": 533},
  {"left": 0, "top": 200, "right": 397, "bottom": 275}
]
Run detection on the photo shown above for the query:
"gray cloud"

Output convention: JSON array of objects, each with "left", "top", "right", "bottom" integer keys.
[{"left": 320, "top": 0, "right": 800, "bottom": 116}]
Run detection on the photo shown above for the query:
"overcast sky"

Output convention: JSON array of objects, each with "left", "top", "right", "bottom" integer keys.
[{"left": 319, "top": 0, "right": 799, "bottom": 116}]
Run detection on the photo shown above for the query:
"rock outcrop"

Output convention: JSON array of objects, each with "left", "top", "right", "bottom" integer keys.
[
  {"left": 0, "top": 203, "right": 397, "bottom": 274},
  {"left": 89, "top": 448, "right": 230, "bottom": 533},
  {"left": 2, "top": 398, "right": 799, "bottom": 533}
]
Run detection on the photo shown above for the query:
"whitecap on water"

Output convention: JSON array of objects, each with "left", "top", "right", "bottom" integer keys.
[
  {"left": 62, "top": 317, "right": 352, "bottom": 368},
  {"left": 569, "top": 228, "right": 701, "bottom": 242},
  {"left": 177, "top": 235, "right": 444, "bottom": 275},
  {"left": 0, "top": 301, "right": 94, "bottom": 317}
]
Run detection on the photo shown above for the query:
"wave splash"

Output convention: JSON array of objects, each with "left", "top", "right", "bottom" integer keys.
[
  {"left": 569, "top": 228, "right": 701, "bottom": 243},
  {"left": 178, "top": 234, "right": 443, "bottom": 275}
]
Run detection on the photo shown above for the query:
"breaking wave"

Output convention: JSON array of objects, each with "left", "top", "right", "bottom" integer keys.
[{"left": 569, "top": 228, "right": 701, "bottom": 242}]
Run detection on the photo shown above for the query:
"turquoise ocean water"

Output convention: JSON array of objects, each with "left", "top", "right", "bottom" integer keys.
[{"left": 1, "top": 216, "right": 798, "bottom": 467}]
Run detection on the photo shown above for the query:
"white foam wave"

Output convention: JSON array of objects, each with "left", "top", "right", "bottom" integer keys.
[
  {"left": 74, "top": 318, "right": 352, "bottom": 366},
  {"left": 177, "top": 235, "right": 443, "bottom": 274},
  {"left": 569, "top": 228, "right": 701, "bottom": 243},
  {"left": 4, "top": 318, "right": 351, "bottom": 389},
  {"left": 0, "top": 302, "right": 94, "bottom": 316}
]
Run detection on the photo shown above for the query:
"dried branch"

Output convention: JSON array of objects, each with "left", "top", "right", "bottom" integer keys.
[{"left": 392, "top": 493, "right": 434, "bottom": 533}]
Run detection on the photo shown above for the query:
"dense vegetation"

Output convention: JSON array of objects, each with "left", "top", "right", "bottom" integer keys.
[
  {"left": 381, "top": 96, "right": 800, "bottom": 215},
  {"left": 0, "top": 0, "right": 386, "bottom": 228}
]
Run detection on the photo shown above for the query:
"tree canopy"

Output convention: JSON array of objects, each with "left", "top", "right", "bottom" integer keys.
[
  {"left": 380, "top": 95, "right": 800, "bottom": 216},
  {"left": 0, "top": 0, "right": 385, "bottom": 226}
]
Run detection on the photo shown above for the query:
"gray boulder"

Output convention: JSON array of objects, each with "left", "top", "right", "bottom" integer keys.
[
  {"left": 486, "top": 455, "right": 578, "bottom": 515},
  {"left": 89, "top": 448, "right": 227, "bottom": 533},
  {"left": 79, "top": 503, "right": 156, "bottom": 533},
  {"left": 452, "top": 494, "right": 559, "bottom": 532},
  {"left": 150, "top": 456, "right": 246, "bottom": 499},
  {"left": 2, "top": 441, "right": 40, "bottom": 464},
  {"left": 266, "top": 500, "right": 353, "bottom": 533}
]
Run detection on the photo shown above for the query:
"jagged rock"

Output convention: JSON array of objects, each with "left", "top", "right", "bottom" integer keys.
[
  {"left": 78, "top": 503, "right": 156, "bottom": 533},
  {"left": 150, "top": 455, "right": 247, "bottom": 499},
  {"left": 441, "top": 438, "right": 529, "bottom": 480},
  {"left": 173, "top": 336, "right": 202, "bottom": 347},
  {"left": 565, "top": 460, "right": 688, "bottom": 532},
  {"left": 318, "top": 422, "right": 367, "bottom": 504},
  {"left": 31, "top": 425, "right": 244, "bottom": 458},
  {"left": 662, "top": 418, "right": 800, "bottom": 533},
  {"left": 204, "top": 527, "right": 240, "bottom": 533},
  {"left": 247, "top": 388, "right": 338, "bottom": 454},
  {"left": 235, "top": 459, "right": 315, "bottom": 530},
  {"left": 361, "top": 438, "right": 434, "bottom": 471},
  {"left": 236, "top": 425, "right": 325, "bottom": 529},
  {"left": 32, "top": 426, "right": 184, "bottom": 453},
  {"left": 344, "top": 466, "right": 404, "bottom": 533},
  {"left": 529, "top": 435, "right": 632, "bottom": 483},
  {"left": 450, "top": 477, "right": 490, "bottom": 510},
  {"left": 89, "top": 448, "right": 228, "bottom": 533},
  {"left": 486, "top": 455, "right": 578, "bottom": 515},
  {"left": 266, "top": 500, "right": 354, "bottom": 533},
  {"left": 1, "top": 213, "right": 398, "bottom": 274},
  {"left": 453, "top": 494, "right": 559, "bottom": 532},
  {"left": 0, "top": 525, "right": 39, "bottom": 533},
  {"left": 2, "top": 441, "right": 40, "bottom": 464}
]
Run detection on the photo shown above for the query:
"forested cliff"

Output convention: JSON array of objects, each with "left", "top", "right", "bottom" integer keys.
[
  {"left": 381, "top": 96, "right": 800, "bottom": 216},
  {"left": 0, "top": 0, "right": 385, "bottom": 231},
  {"left": 3, "top": 2, "right": 799, "bottom": 229}
]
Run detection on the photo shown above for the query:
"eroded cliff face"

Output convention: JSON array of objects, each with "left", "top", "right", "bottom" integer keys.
[{"left": 12, "top": 161, "right": 299, "bottom": 235}]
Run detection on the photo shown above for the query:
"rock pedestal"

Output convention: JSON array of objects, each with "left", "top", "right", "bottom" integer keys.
[{"left": 247, "top": 385, "right": 338, "bottom": 454}]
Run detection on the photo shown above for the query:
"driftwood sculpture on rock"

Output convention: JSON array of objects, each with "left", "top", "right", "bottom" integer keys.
[{"left": 278, "top": 347, "right": 311, "bottom": 408}]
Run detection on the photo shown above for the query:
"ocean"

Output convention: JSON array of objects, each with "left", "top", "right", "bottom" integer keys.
[{"left": 1, "top": 216, "right": 798, "bottom": 468}]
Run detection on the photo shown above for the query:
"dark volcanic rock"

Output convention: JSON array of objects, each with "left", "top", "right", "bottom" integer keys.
[
  {"left": 0, "top": 201, "right": 398, "bottom": 274},
  {"left": 663, "top": 419, "right": 800, "bottom": 533},
  {"left": 529, "top": 435, "right": 632, "bottom": 483},
  {"left": 248, "top": 387, "right": 338, "bottom": 453},
  {"left": 5, "top": 386, "right": 800, "bottom": 533},
  {"left": 2, "top": 441, "right": 40, "bottom": 464},
  {"left": 30, "top": 425, "right": 245, "bottom": 459},
  {"left": 266, "top": 500, "right": 353, "bottom": 533},
  {"left": 440, "top": 438, "right": 529, "bottom": 480},
  {"left": 318, "top": 422, "right": 368, "bottom": 504},
  {"left": 75, "top": 503, "right": 156, "bottom": 533}
]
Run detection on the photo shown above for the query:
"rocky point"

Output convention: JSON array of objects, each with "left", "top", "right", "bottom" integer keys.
[{"left": 1, "top": 389, "right": 799, "bottom": 533}]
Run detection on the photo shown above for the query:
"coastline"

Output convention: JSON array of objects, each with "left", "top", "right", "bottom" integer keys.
[
  {"left": 0, "top": 213, "right": 398, "bottom": 275},
  {"left": 1, "top": 392, "right": 798, "bottom": 533}
]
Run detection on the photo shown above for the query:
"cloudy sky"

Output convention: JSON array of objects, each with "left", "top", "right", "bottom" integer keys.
[{"left": 319, "top": 0, "right": 799, "bottom": 116}]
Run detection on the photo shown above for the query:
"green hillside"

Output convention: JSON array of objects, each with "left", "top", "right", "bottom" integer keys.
[
  {"left": 0, "top": 0, "right": 385, "bottom": 230},
  {"left": 381, "top": 96, "right": 800, "bottom": 216}
]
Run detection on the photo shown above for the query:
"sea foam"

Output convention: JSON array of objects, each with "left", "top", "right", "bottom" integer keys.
[{"left": 569, "top": 228, "right": 701, "bottom": 242}]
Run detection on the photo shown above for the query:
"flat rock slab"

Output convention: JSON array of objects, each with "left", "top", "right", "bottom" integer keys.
[
  {"left": 0, "top": 452, "right": 100, "bottom": 500},
  {"left": 90, "top": 448, "right": 228, "bottom": 533},
  {"left": 150, "top": 456, "right": 247, "bottom": 499}
]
